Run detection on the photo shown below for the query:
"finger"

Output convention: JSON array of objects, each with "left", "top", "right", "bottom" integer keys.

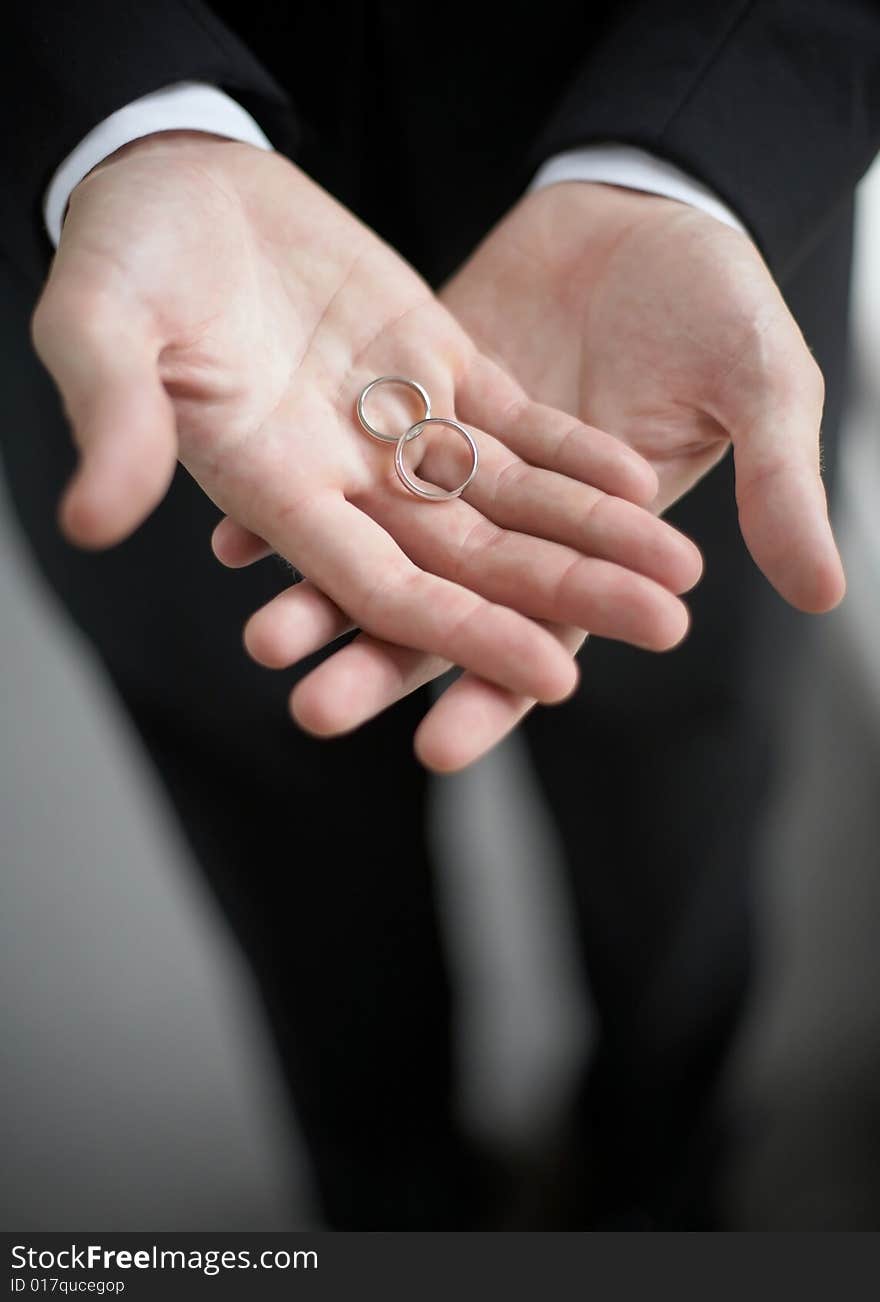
[
  {"left": 414, "top": 627, "right": 587, "bottom": 772},
  {"left": 246, "top": 578, "right": 458, "bottom": 732},
  {"left": 370, "top": 486, "right": 690, "bottom": 652},
  {"left": 416, "top": 428, "right": 703, "bottom": 594},
  {"left": 730, "top": 358, "right": 846, "bottom": 613},
  {"left": 290, "top": 636, "right": 450, "bottom": 737},
  {"left": 458, "top": 354, "right": 659, "bottom": 506},
  {"left": 212, "top": 516, "right": 273, "bottom": 568},
  {"left": 290, "top": 618, "right": 586, "bottom": 766},
  {"left": 249, "top": 581, "right": 583, "bottom": 765},
  {"left": 31, "top": 292, "right": 177, "bottom": 548},
  {"left": 244, "top": 581, "right": 352, "bottom": 667},
  {"left": 263, "top": 492, "right": 579, "bottom": 703}
]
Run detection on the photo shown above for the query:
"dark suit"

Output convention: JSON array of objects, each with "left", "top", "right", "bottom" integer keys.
[{"left": 1, "top": 2, "right": 878, "bottom": 1227}]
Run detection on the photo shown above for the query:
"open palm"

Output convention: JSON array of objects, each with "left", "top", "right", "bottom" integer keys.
[
  {"left": 443, "top": 181, "right": 846, "bottom": 613},
  {"left": 426, "top": 181, "right": 846, "bottom": 764},
  {"left": 32, "top": 136, "right": 700, "bottom": 768}
]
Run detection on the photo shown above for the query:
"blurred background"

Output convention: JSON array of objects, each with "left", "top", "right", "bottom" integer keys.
[{"left": 3, "top": 162, "right": 880, "bottom": 1233}]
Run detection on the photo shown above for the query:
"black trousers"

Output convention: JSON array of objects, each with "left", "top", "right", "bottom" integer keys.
[{"left": 0, "top": 202, "right": 853, "bottom": 1229}]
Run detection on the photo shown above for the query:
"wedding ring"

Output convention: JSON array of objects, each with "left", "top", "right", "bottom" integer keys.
[
  {"left": 356, "top": 375, "right": 431, "bottom": 444},
  {"left": 395, "top": 417, "right": 479, "bottom": 501},
  {"left": 355, "top": 377, "right": 478, "bottom": 501}
]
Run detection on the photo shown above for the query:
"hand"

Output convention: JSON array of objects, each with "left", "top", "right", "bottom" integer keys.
[
  {"left": 428, "top": 180, "right": 846, "bottom": 762},
  {"left": 31, "top": 134, "right": 701, "bottom": 768},
  {"left": 443, "top": 181, "right": 846, "bottom": 611}
]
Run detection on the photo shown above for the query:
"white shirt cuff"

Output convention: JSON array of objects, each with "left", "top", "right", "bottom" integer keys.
[
  {"left": 530, "top": 144, "right": 748, "bottom": 237},
  {"left": 44, "top": 81, "right": 274, "bottom": 247}
]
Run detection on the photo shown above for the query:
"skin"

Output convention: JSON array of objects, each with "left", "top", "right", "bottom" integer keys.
[
  {"left": 416, "top": 182, "right": 845, "bottom": 767},
  {"left": 32, "top": 133, "right": 701, "bottom": 763},
  {"left": 218, "top": 179, "right": 845, "bottom": 770}
]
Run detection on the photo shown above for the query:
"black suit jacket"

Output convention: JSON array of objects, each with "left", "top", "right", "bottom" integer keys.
[{"left": 3, "top": 2, "right": 880, "bottom": 288}]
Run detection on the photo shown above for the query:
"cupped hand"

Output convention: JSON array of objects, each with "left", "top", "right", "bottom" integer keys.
[
  {"left": 443, "top": 181, "right": 845, "bottom": 612},
  {"left": 418, "top": 181, "right": 846, "bottom": 766},
  {"left": 416, "top": 177, "right": 848, "bottom": 760},
  {"left": 32, "top": 134, "right": 701, "bottom": 767}
]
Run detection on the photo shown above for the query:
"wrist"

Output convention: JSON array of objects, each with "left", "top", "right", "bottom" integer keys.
[
  {"left": 83, "top": 128, "right": 248, "bottom": 180},
  {"left": 531, "top": 146, "right": 748, "bottom": 239},
  {"left": 63, "top": 131, "right": 264, "bottom": 237},
  {"left": 45, "top": 83, "right": 276, "bottom": 248},
  {"left": 525, "top": 176, "right": 696, "bottom": 228},
  {"left": 517, "top": 180, "right": 691, "bottom": 273}
]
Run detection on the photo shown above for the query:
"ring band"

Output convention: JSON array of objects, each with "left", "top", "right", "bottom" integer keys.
[
  {"left": 356, "top": 375, "right": 431, "bottom": 444},
  {"left": 395, "top": 417, "right": 479, "bottom": 501},
  {"left": 355, "top": 377, "right": 478, "bottom": 501}
]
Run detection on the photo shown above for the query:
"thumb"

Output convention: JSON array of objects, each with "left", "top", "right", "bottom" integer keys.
[
  {"left": 31, "top": 289, "right": 178, "bottom": 549},
  {"left": 729, "top": 351, "right": 846, "bottom": 614}
]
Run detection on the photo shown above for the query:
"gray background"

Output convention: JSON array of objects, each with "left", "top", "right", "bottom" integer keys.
[{"left": 3, "top": 167, "right": 880, "bottom": 1231}]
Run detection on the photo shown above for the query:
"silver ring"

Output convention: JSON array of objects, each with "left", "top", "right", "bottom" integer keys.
[
  {"left": 356, "top": 375, "right": 431, "bottom": 444},
  {"left": 394, "top": 417, "right": 479, "bottom": 501}
]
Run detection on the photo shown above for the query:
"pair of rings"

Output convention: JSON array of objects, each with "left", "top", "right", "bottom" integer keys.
[{"left": 356, "top": 376, "right": 479, "bottom": 501}]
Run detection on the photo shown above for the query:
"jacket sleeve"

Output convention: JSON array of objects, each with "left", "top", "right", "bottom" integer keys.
[
  {"left": 0, "top": 3, "right": 297, "bottom": 283},
  {"left": 529, "top": 0, "right": 880, "bottom": 279}
]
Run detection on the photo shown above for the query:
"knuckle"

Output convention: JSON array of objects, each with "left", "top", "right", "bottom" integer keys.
[
  {"left": 766, "top": 353, "right": 824, "bottom": 413},
  {"left": 492, "top": 456, "right": 528, "bottom": 503},
  {"left": 740, "top": 308, "right": 825, "bottom": 411},
  {"left": 581, "top": 490, "right": 611, "bottom": 536},
  {"left": 804, "top": 355, "right": 826, "bottom": 405},
  {"left": 444, "top": 516, "right": 505, "bottom": 588},
  {"left": 498, "top": 390, "right": 531, "bottom": 427},
  {"left": 554, "top": 419, "right": 586, "bottom": 461},
  {"left": 445, "top": 591, "right": 489, "bottom": 645},
  {"left": 553, "top": 553, "right": 587, "bottom": 608},
  {"left": 459, "top": 516, "right": 504, "bottom": 565},
  {"left": 359, "top": 564, "right": 419, "bottom": 631}
]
